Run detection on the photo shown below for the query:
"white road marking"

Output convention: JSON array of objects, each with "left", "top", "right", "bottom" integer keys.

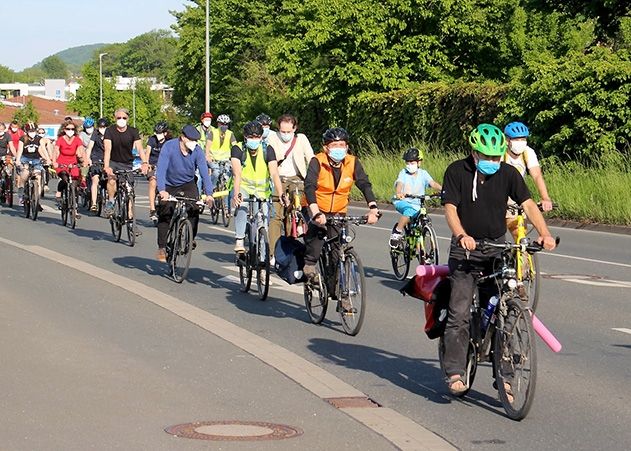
[
  {"left": 563, "top": 278, "right": 631, "bottom": 288},
  {"left": 612, "top": 328, "right": 631, "bottom": 335}
]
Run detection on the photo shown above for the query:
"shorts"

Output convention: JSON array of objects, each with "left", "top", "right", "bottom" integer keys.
[
  {"left": 108, "top": 161, "right": 134, "bottom": 181},
  {"left": 21, "top": 157, "right": 43, "bottom": 172},
  {"left": 146, "top": 164, "right": 157, "bottom": 180},
  {"left": 393, "top": 199, "right": 421, "bottom": 218}
]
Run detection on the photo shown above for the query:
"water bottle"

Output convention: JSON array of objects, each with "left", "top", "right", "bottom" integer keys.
[{"left": 481, "top": 295, "right": 499, "bottom": 330}]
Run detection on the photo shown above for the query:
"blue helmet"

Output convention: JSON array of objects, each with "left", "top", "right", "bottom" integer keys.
[
  {"left": 504, "top": 122, "right": 529, "bottom": 139},
  {"left": 83, "top": 117, "right": 95, "bottom": 128}
]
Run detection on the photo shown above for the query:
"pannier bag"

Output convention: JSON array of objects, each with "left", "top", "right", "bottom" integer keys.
[{"left": 274, "top": 236, "right": 306, "bottom": 285}]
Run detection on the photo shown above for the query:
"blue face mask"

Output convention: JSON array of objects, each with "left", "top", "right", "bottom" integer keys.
[
  {"left": 476, "top": 159, "right": 500, "bottom": 176},
  {"left": 262, "top": 127, "right": 270, "bottom": 138},
  {"left": 246, "top": 139, "right": 261, "bottom": 150},
  {"left": 328, "top": 148, "right": 347, "bottom": 163}
]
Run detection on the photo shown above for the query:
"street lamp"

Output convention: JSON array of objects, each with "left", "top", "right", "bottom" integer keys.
[
  {"left": 99, "top": 52, "right": 108, "bottom": 118},
  {"left": 132, "top": 78, "right": 136, "bottom": 127},
  {"left": 205, "top": 0, "right": 210, "bottom": 112}
]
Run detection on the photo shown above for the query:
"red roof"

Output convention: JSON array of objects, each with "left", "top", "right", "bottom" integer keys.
[{"left": 0, "top": 95, "right": 80, "bottom": 126}]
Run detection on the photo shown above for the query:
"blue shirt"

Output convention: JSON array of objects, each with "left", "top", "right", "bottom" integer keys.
[
  {"left": 156, "top": 138, "right": 213, "bottom": 195},
  {"left": 394, "top": 168, "right": 433, "bottom": 204}
]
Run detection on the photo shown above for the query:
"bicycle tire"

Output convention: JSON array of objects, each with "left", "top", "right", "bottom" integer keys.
[
  {"left": 493, "top": 296, "right": 537, "bottom": 421},
  {"left": 110, "top": 197, "right": 122, "bottom": 242},
  {"left": 256, "top": 226, "right": 271, "bottom": 301},
  {"left": 97, "top": 187, "right": 106, "bottom": 217},
  {"left": 171, "top": 218, "right": 193, "bottom": 283},
  {"left": 6, "top": 168, "right": 14, "bottom": 207},
  {"left": 23, "top": 181, "right": 31, "bottom": 218},
  {"left": 304, "top": 258, "right": 329, "bottom": 324},
  {"left": 61, "top": 188, "right": 68, "bottom": 226},
  {"left": 238, "top": 224, "right": 252, "bottom": 293},
  {"left": 521, "top": 252, "right": 540, "bottom": 312},
  {"left": 222, "top": 198, "right": 230, "bottom": 227},
  {"left": 69, "top": 183, "right": 77, "bottom": 229},
  {"left": 421, "top": 224, "right": 440, "bottom": 265},
  {"left": 390, "top": 228, "right": 411, "bottom": 280},
  {"left": 31, "top": 180, "right": 40, "bottom": 221},
  {"left": 339, "top": 249, "right": 366, "bottom": 336},
  {"left": 126, "top": 193, "right": 136, "bottom": 247},
  {"left": 210, "top": 199, "right": 220, "bottom": 224}
]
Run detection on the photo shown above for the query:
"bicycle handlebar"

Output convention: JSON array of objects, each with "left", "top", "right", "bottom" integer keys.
[
  {"left": 326, "top": 212, "right": 383, "bottom": 225},
  {"left": 393, "top": 193, "right": 441, "bottom": 202},
  {"left": 164, "top": 195, "right": 204, "bottom": 206},
  {"left": 507, "top": 202, "right": 559, "bottom": 215},
  {"left": 475, "top": 237, "right": 560, "bottom": 254}
]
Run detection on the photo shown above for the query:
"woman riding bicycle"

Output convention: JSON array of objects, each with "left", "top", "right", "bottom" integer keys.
[
  {"left": 302, "top": 127, "right": 380, "bottom": 281},
  {"left": 440, "top": 123, "right": 556, "bottom": 396},
  {"left": 16, "top": 122, "right": 51, "bottom": 206},
  {"left": 53, "top": 119, "right": 85, "bottom": 209}
]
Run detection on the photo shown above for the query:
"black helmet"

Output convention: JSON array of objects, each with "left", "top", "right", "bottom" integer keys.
[
  {"left": 243, "top": 120, "right": 263, "bottom": 137},
  {"left": 322, "top": 127, "right": 349, "bottom": 145},
  {"left": 402, "top": 147, "right": 423, "bottom": 161},
  {"left": 97, "top": 117, "right": 109, "bottom": 127},
  {"left": 255, "top": 113, "right": 272, "bottom": 126},
  {"left": 154, "top": 121, "right": 169, "bottom": 133}
]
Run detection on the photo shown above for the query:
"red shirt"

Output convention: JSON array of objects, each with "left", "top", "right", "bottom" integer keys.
[
  {"left": 56, "top": 135, "right": 83, "bottom": 177},
  {"left": 8, "top": 128, "right": 24, "bottom": 150}
]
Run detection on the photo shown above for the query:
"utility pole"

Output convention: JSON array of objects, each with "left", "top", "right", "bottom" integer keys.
[
  {"left": 99, "top": 52, "right": 108, "bottom": 118},
  {"left": 205, "top": 0, "right": 210, "bottom": 113}
]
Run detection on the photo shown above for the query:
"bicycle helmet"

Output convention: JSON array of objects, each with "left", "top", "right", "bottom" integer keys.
[
  {"left": 469, "top": 124, "right": 506, "bottom": 156},
  {"left": 322, "top": 127, "right": 349, "bottom": 145},
  {"left": 504, "top": 121, "right": 529, "bottom": 139},
  {"left": 24, "top": 122, "right": 37, "bottom": 132},
  {"left": 97, "top": 117, "right": 109, "bottom": 127},
  {"left": 217, "top": 114, "right": 231, "bottom": 124},
  {"left": 243, "top": 120, "right": 263, "bottom": 137},
  {"left": 256, "top": 113, "right": 272, "bottom": 126},
  {"left": 154, "top": 121, "right": 169, "bottom": 133},
  {"left": 200, "top": 112, "right": 213, "bottom": 121},
  {"left": 83, "top": 117, "right": 95, "bottom": 128},
  {"left": 402, "top": 147, "right": 424, "bottom": 161}
]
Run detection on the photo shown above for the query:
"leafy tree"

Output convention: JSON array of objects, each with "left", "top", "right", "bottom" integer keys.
[
  {"left": 0, "top": 64, "right": 16, "bottom": 83},
  {"left": 68, "top": 64, "right": 120, "bottom": 119},
  {"left": 118, "top": 29, "right": 177, "bottom": 82},
  {"left": 116, "top": 80, "right": 166, "bottom": 135},
  {"left": 13, "top": 99, "right": 39, "bottom": 125},
  {"left": 40, "top": 55, "right": 70, "bottom": 79}
]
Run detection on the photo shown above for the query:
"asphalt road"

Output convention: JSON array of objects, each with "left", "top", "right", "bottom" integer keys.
[{"left": 1, "top": 180, "right": 630, "bottom": 450}]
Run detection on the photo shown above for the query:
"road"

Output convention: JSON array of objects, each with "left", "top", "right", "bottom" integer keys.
[{"left": 1, "top": 181, "right": 630, "bottom": 450}]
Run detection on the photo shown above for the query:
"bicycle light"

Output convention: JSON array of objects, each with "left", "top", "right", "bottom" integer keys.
[{"left": 507, "top": 278, "right": 518, "bottom": 290}]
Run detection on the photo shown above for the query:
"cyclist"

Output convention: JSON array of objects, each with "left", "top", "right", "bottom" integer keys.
[
  {"left": 231, "top": 120, "right": 286, "bottom": 253},
  {"left": 302, "top": 127, "right": 380, "bottom": 281},
  {"left": 503, "top": 121, "right": 553, "bottom": 237},
  {"left": 389, "top": 147, "right": 442, "bottom": 247},
  {"left": 103, "top": 108, "right": 144, "bottom": 217},
  {"left": 7, "top": 120, "right": 24, "bottom": 156},
  {"left": 267, "top": 113, "right": 315, "bottom": 256},
  {"left": 256, "top": 113, "right": 274, "bottom": 145},
  {"left": 79, "top": 117, "right": 95, "bottom": 148},
  {"left": 146, "top": 121, "right": 171, "bottom": 222},
  {"left": 16, "top": 122, "right": 50, "bottom": 206},
  {"left": 206, "top": 113, "right": 236, "bottom": 192},
  {"left": 85, "top": 118, "right": 109, "bottom": 212},
  {"left": 0, "top": 123, "right": 14, "bottom": 158},
  {"left": 52, "top": 119, "right": 85, "bottom": 210},
  {"left": 440, "top": 123, "right": 556, "bottom": 396},
  {"left": 197, "top": 112, "right": 215, "bottom": 150},
  {"left": 155, "top": 125, "right": 214, "bottom": 262}
]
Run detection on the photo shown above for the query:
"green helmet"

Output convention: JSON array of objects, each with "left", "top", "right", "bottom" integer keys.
[{"left": 469, "top": 124, "right": 506, "bottom": 156}]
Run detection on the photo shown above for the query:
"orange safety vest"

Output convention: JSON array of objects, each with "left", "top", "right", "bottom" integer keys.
[{"left": 315, "top": 152, "right": 356, "bottom": 214}]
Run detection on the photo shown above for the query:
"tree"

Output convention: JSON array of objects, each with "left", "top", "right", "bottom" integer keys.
[
  {"left": 119, "top": 29, "right": 177, "bottom": 82},
  {"left": 0, "top": 64, "right": 16, "bottom": 83},
  {"left": 68, "top": 64, "right": 119, "bottom": 119},
  {"left": 41, "top": 55, "right": 69, "bottom": 79},
  {"left": 13, "top": 99, "right": 39, "bottom": 125}
]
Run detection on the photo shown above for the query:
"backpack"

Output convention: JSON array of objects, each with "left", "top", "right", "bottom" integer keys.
[{"left": 273, "top": 236, "right": 306, "bottom": 285}]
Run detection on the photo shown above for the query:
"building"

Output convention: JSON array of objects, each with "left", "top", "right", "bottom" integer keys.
[{"left": 0, "top": 95, "right": 81, "bottom": 139}]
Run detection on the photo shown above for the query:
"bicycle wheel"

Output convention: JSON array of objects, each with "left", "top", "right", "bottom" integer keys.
[
  {"left": 438, "top": 336, "right": 477, "bottom": 398},
  {"left": 110, "top": 197, "right": 122, "bottom": 242},
  {"left": 60, "top": 188, "right": 68, "bottom": 226},
  {"left": 339, "top": 250, "right": 366, "bottom": 336},
  {"left": 30, "top": 180, "right": 40, "bottom": 221},
  {"left": 23, "top": 181, "right": 31, "bottom": 218},
  {"left": 304, "top": 258, "right": 329, "bottom": 324},
  {"left": 97, "top": 187, "right": 106, "bottom": 217},
  {"left": 390, "top": 233, "right": 410, "bottom": 281},
  {"left": 493, "top": 296, "right": 537, "bottom": 421},
  {"left": 521, "top": 253, "right": 540, "bottom": 312},
  {"left": 69, "top": 183, "right": 77, "bottom": 229},
  {"left": 421, "top": 225, "right": 440, "bottom": 265},
  {"left": 126, "top": 194, "right": 136, "bottom": 247},
  {"left": 221, "top": 198, "right": 230, "bottom": 227},
  {"left": 210, "top": 199, "right": 219, "bottom": 224},
  {"left": 256, "top": 226, "right": 271, "bottom": 301},
  {"left": 238, "top": 224, "right": 253, "bottom": 292},
  {"left": 171, "top": 218, "right": 193, "bottom": 283}
]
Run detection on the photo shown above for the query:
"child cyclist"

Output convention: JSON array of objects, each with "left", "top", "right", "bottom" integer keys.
[{"left": 389, "top": 147, "right": 442, "bottom": 247}]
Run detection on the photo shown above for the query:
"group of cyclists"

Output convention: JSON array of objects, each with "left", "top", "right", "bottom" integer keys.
[{"left": 0, "top": 108, "right": 558, "bottom": 401}]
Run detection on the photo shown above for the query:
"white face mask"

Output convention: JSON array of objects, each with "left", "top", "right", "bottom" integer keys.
[
  {"left": 65, "top": 130, "right": 75, "bottom": 137},
  {"left": 185, "top": 141, "right": 197, "bottom": 151},
  {"left": 202, "top": 119, "right": 212, "bottom": 128},
  {"left": 85, "top": 127, "right": 94, "bottom": 134},
  {"left": 510, "top": 140, "right": 527, "bottom": 155},
  {"left": 38, "top": 133, "right": 46, "bottom": 138},
  {"left": 280, "top": 131, "right": 294, "bottom": 143},
  {"left": 28, "top": 131, "right": 36, "bottom": 138},
  {"left": 156, "top": 133, "right": 165, "bottom": 141},
  {"left": 406, "top": 162, "right": 419, "bottom": 174},
  {"left": 11, "top": 127, "right": 18, "bottom": 132},
  {"left": 99, "top": 127, "right": 107, "bottom": 134},
  {"left": 116, "top": 118, "right": 127, "bottom": 128}
]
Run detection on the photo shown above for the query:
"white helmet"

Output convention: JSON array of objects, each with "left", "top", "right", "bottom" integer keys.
[{"left": 217, "top": 114, "right": 231, "bottom": 124}]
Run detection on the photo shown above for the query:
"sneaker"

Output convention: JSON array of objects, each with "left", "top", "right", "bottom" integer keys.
[
  {"left": 149, "top": 210, "right": 158, "bottom": 222},
  {"left": 43, "top": 185, "right": 50, "bottom": 192},
  {"left": 389, "top": 231, "right": 404, "bottom": 248},
  {"left": 90, "top": 204, "right": 98, "bottom": 213},
  {"left": 234, "top": 238, "right": 245, "bottom": 253},
  {"left": 156, "top": 248, "right": 167, "bottom": 262}
]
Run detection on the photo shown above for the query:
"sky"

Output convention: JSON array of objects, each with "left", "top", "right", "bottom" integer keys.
[{"left": 3, "top": 0, "right": 190, "bottom": 71}]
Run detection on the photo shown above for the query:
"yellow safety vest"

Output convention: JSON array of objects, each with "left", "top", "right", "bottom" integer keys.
[
  {"left": 210, "top": 128, "right": 233, "bottom": 161},
  {"left": 197, "top": 124, "right": 216, "bottom": 149},
  {"left": 240, "top": 143, "right": 271, "bottom": 198}
]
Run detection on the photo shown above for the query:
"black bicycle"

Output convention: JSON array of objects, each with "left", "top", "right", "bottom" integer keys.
[
  {"left": 163, "top": 195, "right": 204, "bottom": 283},
  {"left": 89, "top": 162, "right": 107, "bottom": 217},
  {"left": 22, "top": 159, "right": 42, "bottom": 221},
  {"left": 209, "top": 160, "right": 232, "bottom": 227},
  {"left": 0, "top": 155, "right": 15, "bottom": 207},
  {"left": 304, "top": 215, "right": 375, "bottom": 336},
  {"left": 58, "top": 164, "right": 80, "bottom": 228},
  {"left": 110, "top": 170, "right": 137, "bottom": 246}
]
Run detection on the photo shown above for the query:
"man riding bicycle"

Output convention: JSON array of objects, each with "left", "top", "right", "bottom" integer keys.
[
  {"left": 85, "top": 117, "right": 109, "bottom": 212},
  {"left": 302, "top": 127, "right": 380, "bottom": 281},
  {"left": 440, "top": 123, "right": 556, "bottom": 396}
]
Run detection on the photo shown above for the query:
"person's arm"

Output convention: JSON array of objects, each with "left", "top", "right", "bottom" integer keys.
[
  {"left": 104, "top": 138, "right": 112, "bottom": 174},
  {"left": 429, "top": 180, "right": 442, "bottom": 191},
  {"left": 85, "top": 140, "right": 95, "bottom": 164},
  {"left": 52, "top": 143, "right": 60, "bottom": 168},
  {"left": 77, "top": 144, "right": 86, "bottom": 166},
  {"left": 522, "top": 199, "right": 556, "bottom": 249},
  {"left": 268, "top": 160, "right": 284, "bottom": 200},
  {"left": 445, "top": 203, "right": 476, "bottom": 250},
  {"left": 37, "top": 141, "right": 49, "bottom": 163},
  {"left": 205, "top": 128, "right": 213, "bottom": 162},
  {"left": 198, "top": 148, "right": 214, "bottom": 195},
  {"left": 155, "top": 144, "right": 169, "bottom": 195},
  {"left": 230, "top": 145, "right": 242, "bottom": 206},
  {"left": 8, "top": 140, "right": 16, "bottom": 157},
  {"left": 302, "top": 135, "right": 314, "bottom": 162},
  {"left": 304, "top": 157, "right": 320, "bottom": 217},
  {"left": 15, "top": 141, "right": 23, "bottom": 162},
  {"left": 528, "top": 166, "right": 552, "bottom": 211}
]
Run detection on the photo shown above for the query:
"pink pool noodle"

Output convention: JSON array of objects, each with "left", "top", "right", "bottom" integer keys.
[
  {"left": 416, "top": 264, "right": 450, "bottom": 278},
  {"left": 532, "top": 314, "right": 562, "bottom": 353}
]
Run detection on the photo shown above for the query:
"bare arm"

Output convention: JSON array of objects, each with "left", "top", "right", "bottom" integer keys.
[
  {"left": 104, "top": 139, "right": 112, "bottom": 168},
  {"left": 522, "top": 198, "right": 556, "bottom": 249},
  {"left": 429, "top": 180, "right": 442, "bottom": 191},
  {"left": 85, "top": 140, "right": 95, "bottom": 163},
  {"left": 15, "top": 141, "right": 23, "bottom": 162}
]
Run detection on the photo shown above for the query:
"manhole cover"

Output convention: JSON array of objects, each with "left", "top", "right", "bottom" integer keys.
[{"left": 165, "top": 421, "right": 303, "bottom": 441}]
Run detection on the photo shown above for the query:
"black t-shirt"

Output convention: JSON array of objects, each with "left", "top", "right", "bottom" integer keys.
[
  {"left": 20, "top": 135, "right": 42, "bottom": 159},
  {"left": 231, "top": 144, "right": 276, "bottom": 170},
  {"left": 90, "top": 131, "right": 106, "bottom": 161},
  {"left": 441, "top": 155, "right": 530, "bottom": 240},
  {"left": 0, "top": 133, "right": 11, "bottom": 157},
  {"left": 147, "top": 135, "right": 166, "bottom": 165},
  {"left": 104, "top": 125, "right": 140, "bottom": 163}
]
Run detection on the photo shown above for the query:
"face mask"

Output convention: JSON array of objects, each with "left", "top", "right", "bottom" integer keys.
[
  {"left": 85, "top": 127, "right": 94, "bottom": 134},
  {"left": 0, "top": 131, "right": 4, "bottom": 136},
  {"left": 116, "top": 119, "right": 127, "bottom": 128},
  {"left": 11, "top": 127, "right": 18, "bottom": 132},
  {"left": 219, "top": 125, "right": 229, "bottom": 132},
  {"left": 65, "top": 130, "right": 75, "bottom": 137},
  {"left": 38, "top": 133, "right": 45, "bottom": 138},
  {"left": 406, "top": 162, "right": 418, "bottom": 174},
  {"left": 328, "top": 147, "right": 347, "bottom": 163},
  {"left": 202, "top": 120, "right": 211, "bottom": 128},
  {"left": 185, "top": 141, "right": 197, "bottom": 151},
  {"left": 156, "top": 133, "right": 165, "bottom": 141},
  {"left": 510, "top": 140, "right": 527, "bottom": 155},
  {"left": 476, "top": 159, "right": 500, "bottom": 176},
  {"left": 262, "top": 127, "right": 270, "bottom": 138},
  {"left": 280, "top": 132, "right": 294, "bottom": 143},
  {"left": 99, "top": 127, "right": 106, "bottom": 134},
  {"left": 246, "top": 139, "right": 261, "bottom": 150},
  {"left": 28, "top": 132, "right": 36, "bottom": 138}
]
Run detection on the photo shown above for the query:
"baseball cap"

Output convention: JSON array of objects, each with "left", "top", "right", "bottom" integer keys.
[{"left": 182, "top": 124, "right": 201, "bottom": 141}]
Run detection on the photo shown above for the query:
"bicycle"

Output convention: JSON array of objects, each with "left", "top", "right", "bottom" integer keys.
[
  {"left": 507, "top": 202, "right": 557, "bottom": 311},
  {"left": 236, "top": 196, "right": 271, "bottom": 301},
  {"left": 436, "top": 237, "right": 558, "bottom": 420},
  {"left": 283, "top": 181, "right": 307, "bottom": 238},
  {"left": 162, "top": 195, "right": 204, "bottom": 283},
  {"left": 209, "top": 160, "right": 232, "bottom": 227},
  {"left": 40, "top": 163, "right": 51, "bottom": 198},
  {"left": 109, "top": 170, "right": 137, "bottom": 246},
  {"left": 303, "top": 215, "right": 375, "bottom": 336},
  {"left": 0, "top": 155, "right": 15, "bottom": 207},
  {"left": 390, "top": 194, "right": 440, "bottom": 280},
  {"left": 22, "top": 159, "right": 42, "bottom": 221},
  {"left": 58, "top": 164, "right": 80, "bottom": 229}
]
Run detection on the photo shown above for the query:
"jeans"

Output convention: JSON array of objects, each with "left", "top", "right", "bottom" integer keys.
[
  {"left": 234, "top": 191, "right": 269, "bottom": 239},
  {"left": 196, "top": 161, "right": 212, "bottom": 195}
]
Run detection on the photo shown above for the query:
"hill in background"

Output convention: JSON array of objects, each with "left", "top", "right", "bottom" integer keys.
[{"left": 52, "top": 44, "right": 108, "bottom": 72}]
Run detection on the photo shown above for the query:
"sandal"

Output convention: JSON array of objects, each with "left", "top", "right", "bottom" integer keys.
[
  {"left": 493, "top": 380, "right": 514, "bottom": 403},
  {"left": 447, "top": 375, "right": 468, "bottom": 396}
]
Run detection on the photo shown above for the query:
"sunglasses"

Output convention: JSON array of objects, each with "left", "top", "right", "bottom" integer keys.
[
  {"left": 65, "top": 128, "right": 76, "bottom": 130},
  {"left": 116, "top": 116, "right": 128, "bottom": 120}
]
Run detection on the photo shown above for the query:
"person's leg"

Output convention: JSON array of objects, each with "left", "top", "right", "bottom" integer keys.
[
  {"left": 91, "top": 174, "right": 99, "bottom": 208},
  {"left": 233, "top": 190, "right": 249, "bottom": 251},
  {"left": 303, "top": 221, "right": 327, "bottom": 279}
]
